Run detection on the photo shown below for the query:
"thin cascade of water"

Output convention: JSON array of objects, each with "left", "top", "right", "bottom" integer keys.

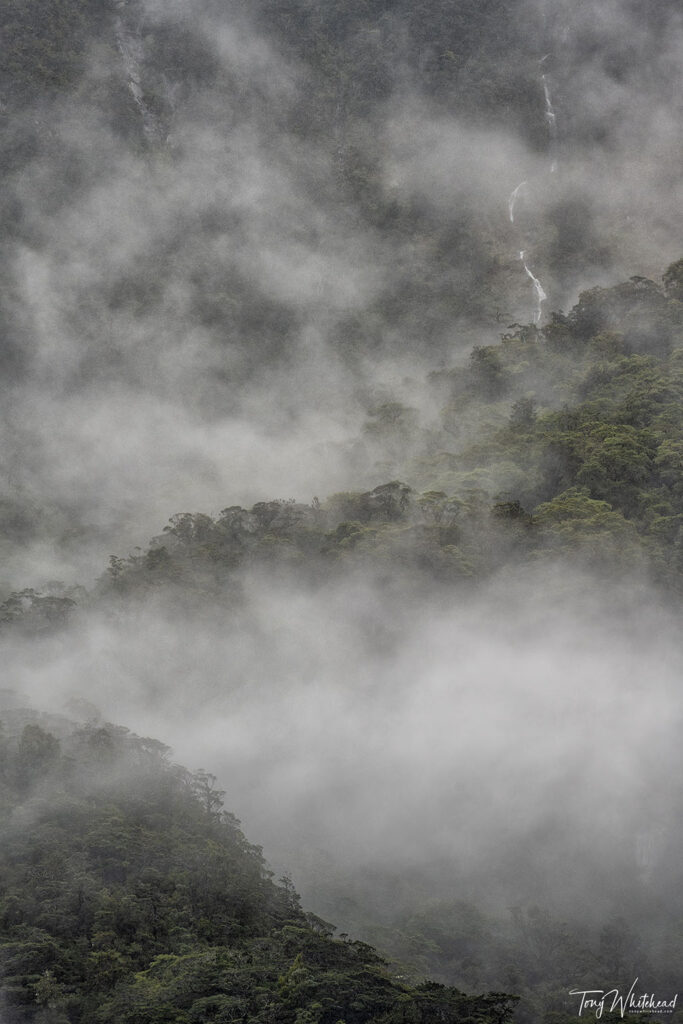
[
  {"left": 542, "top": 74, "right": 557, "bottom": 136},
  {"left": 507, "top": 59, "right": 558, "bottom": 325},
  {"left": 508, "top": 180, "right": 528, "bottom": 223},
  {"left": 542, "top": 68, "right": 558, "bottom": 174},
  {"left": 520, "top": 251, "right": 547, "bottom": 325}
]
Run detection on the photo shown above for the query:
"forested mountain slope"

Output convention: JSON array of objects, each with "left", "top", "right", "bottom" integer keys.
[
  {"left": 1, "top": 1, "right": 682, "bottom": 1022},
  {"left": 1, "top": 261, "right": 683, "bottom": 1023},
  {"left": 0, "top": 710, "right": 518, "bottom": 1023},
  {"left": 0, "top": 0, "right": 681, "bottom": 583},
  {"left": 5, "top": 257, "right": 680, "bottom": 622}
]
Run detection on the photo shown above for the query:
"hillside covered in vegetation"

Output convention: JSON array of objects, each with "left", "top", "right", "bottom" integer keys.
[
  {"left": 4, "top": 257, "right": 682, "bottom": 629},
  {"left": 0, "top": 710, "right": 519, "bottom": 1023},
  {"left": 2, "top": 261, "right": 683, "bottom": 1023},
  {"left": 1, "top": 0, "right": 682, "bottom": 1021}
]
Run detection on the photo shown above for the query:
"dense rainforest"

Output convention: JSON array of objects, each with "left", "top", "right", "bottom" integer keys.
[
  {"left": 0, "top": 0, "right": 681, "bottom": 577},
  {"left": 3, "top": 257, "right": 683, "bottom": 623},
  {"left": 3, "top": 260, "right": 683, "bottom": 1019},
  {"left": 0, "top": 710, "right": 519, "bottom": 1023},
  {"left": 0, "top": 0, "right": 682, "bottom": 1022}
]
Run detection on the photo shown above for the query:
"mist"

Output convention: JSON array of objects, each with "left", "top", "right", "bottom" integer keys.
[
  {"left": 4, "top": 561, "right": 682, "bottom": 926},
  {"left": 0, "top": 0, "right": 681, "bottom": 588},
  {"left": 1, "top": 0, "right": 682, "bottom": 1014}
]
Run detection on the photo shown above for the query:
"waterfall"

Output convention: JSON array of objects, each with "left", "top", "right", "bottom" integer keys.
[
  {"left": 541, "top": 74, "right": 557, "bottom": 136},
  {"left": 542, "top": 69, "right": 558, "bottom": 175},
  {"left": 520, "top": 251, "right": 547, "bottom": 325},
  {"left": 508, "top": 181, "right": 528, "bottom": 223},
  {"left": 506, "top": 60, "right": 559, "bottom": 325}
]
